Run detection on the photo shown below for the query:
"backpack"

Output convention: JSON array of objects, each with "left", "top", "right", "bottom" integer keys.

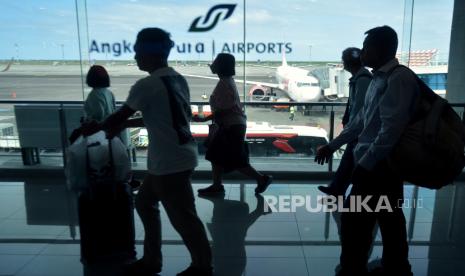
[{"left": 385, "top": 65, "right": 465, "bottom": 189}]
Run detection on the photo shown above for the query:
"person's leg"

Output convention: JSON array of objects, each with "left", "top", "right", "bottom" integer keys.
[
  {"left": 339, "top": 200, "right": 377, "bottom": 274},
  {"left": 228, "top": 124, "right": 272, "bottom": 193},
  {"left": 133, "top": 174, "right": 162, "bottom": 270},
  {"left": 160, "top": 170, "right": 212, "bottom": 271},
  {"left": 338, "top": 168, "right": 378, "bottom": 275},
  {"left": 212, "top": 163, "right": 224, "bottom": 186},
  {"left": 376, "top": 171, "right": 412, "bottom": 275},
  {"left": 377, "top": 205, "right": 411, "bottom": 275},
  {"left": 198, "top": 163, "right": 225, "bottom": 195},
  {"left": 237, "top": 165, "right": 263, "bottom": 181},
  {"left": 237, "top": 165, "right": 273, "bottom": 194}
]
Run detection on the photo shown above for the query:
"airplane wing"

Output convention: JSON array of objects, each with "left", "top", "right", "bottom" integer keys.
[
  {"left": 245, "top": 63, "right": 278, "bottom": 69},
  {"left": 1, "top": 58, "right": 14, "bottom": 72},
  {"left": 290, "top": 64, "right": 314, "bottom": 69},
  {"left": 183, "top": 73, "right": 280, "bottom": 89}
]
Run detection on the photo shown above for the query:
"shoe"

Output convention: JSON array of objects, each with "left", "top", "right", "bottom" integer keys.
[
  {"left": 123, "top": 259, "right": 161, "bottom": 276},
  {"left": 129, "top": 179, "right": 141, "bottom": 191},
  {"left": 177, "top": 265, "right": 213, "bottom": 276},
  {"left": 255, "top": 175, "right": 273, "bottom": 194},
  {"left": 317, "top": 185, "right": 338, "bottom": 196},
  {"left": 198, "top": 184, "right": 225, "bottom": 196},
  {"left": 255, "top": 194, "right": 273, "bottom": 215}
]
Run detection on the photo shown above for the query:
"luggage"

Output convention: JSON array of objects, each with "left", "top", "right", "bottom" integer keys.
[
  {"left": 66, "top": 131, "right": 131, "bottom": 192},
  {"left": 76, "top": 135, "right": 136, "bottom": 264},
  {"left": 385, "top": 65, "right": 465, "bottom": 189}
]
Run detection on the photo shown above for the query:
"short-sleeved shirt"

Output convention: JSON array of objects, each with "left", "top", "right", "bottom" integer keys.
[
  {"left": 125, "top": 67, "right": 198, "bottom": 175},
  {"left": 209, "top": 77, "right": 246, "bottom": 126},
  {"left": 84, "top": 88, "right": 116, "bottom": 122}
]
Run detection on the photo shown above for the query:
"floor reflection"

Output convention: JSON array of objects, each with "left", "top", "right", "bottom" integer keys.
[
  {"left": 202, "top": 192, "right": 271, "bottom": 276},
  {"left": 0, "top": 179, "right": 465, "bottom": 275}
]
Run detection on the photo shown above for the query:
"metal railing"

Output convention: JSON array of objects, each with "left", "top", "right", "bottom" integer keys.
[{"left": 2, "top": 100, "right": 465, "bottom": 172}]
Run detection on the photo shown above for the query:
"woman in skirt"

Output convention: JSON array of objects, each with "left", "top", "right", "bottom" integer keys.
[{"left": 193, "top": 53, "right": 272, "bottom": 196}]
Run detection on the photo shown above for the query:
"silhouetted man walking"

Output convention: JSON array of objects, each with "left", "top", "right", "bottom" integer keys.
[
  {"left": 317, "top": 47, "right": 372, "bottom": 197},
  {"left": 316, "top": 26, "right": 417, "bottom": 275},
  {"left": 83, "top": 27, "right": 212, "bottom": 276}
]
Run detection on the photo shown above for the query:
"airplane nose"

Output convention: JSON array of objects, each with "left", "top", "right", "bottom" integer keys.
[{"left": 301, "top": 88, "right": 321, "bottom": 101}]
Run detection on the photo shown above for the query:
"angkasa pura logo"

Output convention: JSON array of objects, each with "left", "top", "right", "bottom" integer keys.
[{"left": 188, "top": 4, "right": 237, "bottom": 32}]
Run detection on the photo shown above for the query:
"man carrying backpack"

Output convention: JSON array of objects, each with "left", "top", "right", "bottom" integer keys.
[
  {"left": 317, "top": 47, "right": 372, "bottom": 197},
  {"left": 315, "top": 26, "right": 418, "bottom": 275}
]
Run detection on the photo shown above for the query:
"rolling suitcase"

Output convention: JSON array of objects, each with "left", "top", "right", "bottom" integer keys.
[{"left": 77, "top": 138, "right": 136, "bottom": 264}]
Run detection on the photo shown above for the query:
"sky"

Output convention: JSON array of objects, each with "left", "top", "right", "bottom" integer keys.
[{"left": 0, "top": 0, "right": 454, "bottom": 62}]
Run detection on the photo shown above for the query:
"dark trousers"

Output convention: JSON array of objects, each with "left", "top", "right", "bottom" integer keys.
[
  {"left": 339, "top": 161, "right": 411, "bottom": 275},
  {"left": 135, "top": 170, "right": 212, "bottom": 269},
  {"left": 329, "top": 141, "right": 356, "bottom": 195}
]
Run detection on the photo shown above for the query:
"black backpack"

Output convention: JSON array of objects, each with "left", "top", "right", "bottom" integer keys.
[{"left": 385, "top": 65, "right": 465, "bottom": 189}]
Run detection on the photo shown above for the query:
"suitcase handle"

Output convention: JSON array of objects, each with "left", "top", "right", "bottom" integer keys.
[{"left": 85, "top": 136, "right": 117, "bottom": 199}]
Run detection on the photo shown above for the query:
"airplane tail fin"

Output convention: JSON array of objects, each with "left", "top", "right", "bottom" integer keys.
[
  {"left": 281, "top": 51, "right": 288, "bottom": 67},
  {"left": 1, "top": 58, "right": 14, "bottom": 72}
]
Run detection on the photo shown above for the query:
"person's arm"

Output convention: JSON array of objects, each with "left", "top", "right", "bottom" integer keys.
[
  {"left": 192, "top": 114, "right": 214, "bottom": 122},
  {"left": 122, "top": 117, "right": 144, "bottom": 128},
  {"left": 328, "top": 109, "right": 364, "bottom": 151},
  {"left": 82, "top": 104, "right": 136, "bottom": 137},
  {"left": 358, "top": 68, "right": 419, "bottom": 170},
  {"left": 314, "top": 112, "right": 364, "bottom": 164},
  {"left": 101, "top": 105, "right": 138, "bottom": 138},
  {"left": 101, "top": 104, "right": 136, "bottom": 130}
]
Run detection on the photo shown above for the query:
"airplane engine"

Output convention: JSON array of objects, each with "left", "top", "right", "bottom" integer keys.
[{"left": 248, "top": 85, "right": 274, "bottom": 101}]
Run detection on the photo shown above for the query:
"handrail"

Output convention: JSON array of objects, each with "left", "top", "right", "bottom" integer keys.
[
  {"left": 4, "top": 99, "right": 465, "bottom": 173},
  {"left": 3, "top": 100, "right": 465, "bottom": 107}
]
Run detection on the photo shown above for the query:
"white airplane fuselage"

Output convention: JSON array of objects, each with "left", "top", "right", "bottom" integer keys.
[{"left": 275, "top": 64, "right": 321, "bottom": 102}]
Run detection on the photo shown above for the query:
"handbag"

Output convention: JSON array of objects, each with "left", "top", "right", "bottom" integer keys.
[{"left": 203, "top": 123, "right": 219, "bottom": 147}]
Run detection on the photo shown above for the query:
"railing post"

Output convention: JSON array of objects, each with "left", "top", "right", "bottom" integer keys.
[
  {"left": 329, "top": 106, "right": 335, "bottom": 172},
  {"left": 324, "top": 211, "right": 330, "bottom": 241},
  {"left": 407, "top": 186, "right": 419, "bottom": 241},
  {"left": 462, "top": 107, "right": 465, "bottom": 124},
  {"left": 240, "top": 183, "right": 245, "bottom": 202},
  {"left": 58, "top": 104, "right": 69, "bottom": 167},
  {"left": 448, "top": 185, "right": 458, "bottom": 242}
]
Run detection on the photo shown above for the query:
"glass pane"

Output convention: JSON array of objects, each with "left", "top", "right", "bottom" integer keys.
[
  {"left": 408, "top": 0, "right": 453, "bottom": 97},
  {"left": 243, "top": 0, "right": 407, "bottom": 171},
  {"left": 0, "top": 0, "right": 456, "bottom": 173},
  {"left": 0, "top": 1, "right": 84, "bottom": 101},
  {"left": 81, "top": 0, "right": 245, "bottom": 163}
]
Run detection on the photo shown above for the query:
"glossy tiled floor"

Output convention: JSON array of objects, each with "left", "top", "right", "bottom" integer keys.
[{"left": 1, "top": 179, "right": 465, "bottom": 276}]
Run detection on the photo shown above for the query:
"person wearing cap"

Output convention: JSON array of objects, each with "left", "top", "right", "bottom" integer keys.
[
  {"left": 82, "top": 27, "right": 212, "bottom": 276},
  {"left": 193, "top": 53, "right": 272, "bottom": 196}
]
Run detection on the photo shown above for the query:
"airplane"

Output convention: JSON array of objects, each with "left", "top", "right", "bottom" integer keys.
[
  {"left": 1, "top": 58, "right": 14, "bottom": 72},
  {"left": 182, "top": 53, "right": 324, "bottom": 103}
]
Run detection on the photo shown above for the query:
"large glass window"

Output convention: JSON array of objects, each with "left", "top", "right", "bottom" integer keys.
[{"left": 0, "top": 0, "right": 456, "bottom": 171}]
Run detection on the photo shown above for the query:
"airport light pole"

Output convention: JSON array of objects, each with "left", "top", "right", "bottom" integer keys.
[
  {"left": 14, "top": 43, "right": 19, "bottom": 61},
  {"left": 309, "top": 44, "right": 312, "bottom": 63},
  {"left": 61, "top": 44, "right": 65, "bottom": 62}
]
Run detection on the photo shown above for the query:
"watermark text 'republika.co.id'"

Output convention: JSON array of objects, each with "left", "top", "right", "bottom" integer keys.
[{"left": 263, "top": 195, "right": 423, "bottom": 213}]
